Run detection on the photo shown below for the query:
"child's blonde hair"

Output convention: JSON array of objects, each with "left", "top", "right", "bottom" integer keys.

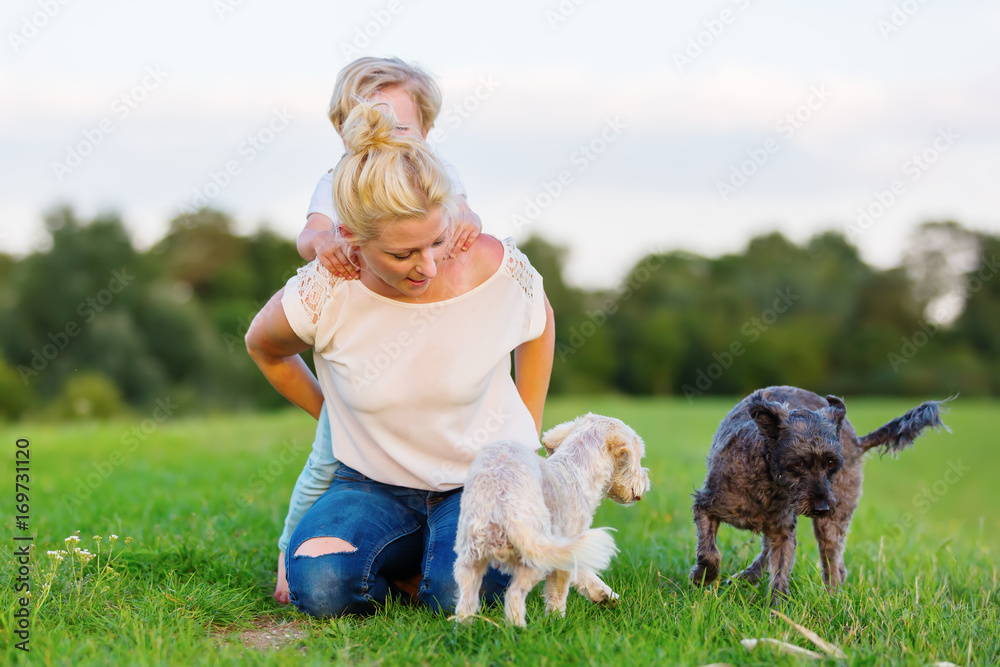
[
  {"left": 328, "top": 57, "right": 442, "bottom": 137},
  {"left": 333, "top": 100, "right": 454, "bottom": 244}
]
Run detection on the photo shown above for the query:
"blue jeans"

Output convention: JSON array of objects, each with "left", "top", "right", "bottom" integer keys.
[{"left": 286, "top": 464, "right": 509, "bottom": 617}]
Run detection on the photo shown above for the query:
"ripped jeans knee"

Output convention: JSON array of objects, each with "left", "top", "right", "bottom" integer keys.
[{"left": 285, "top": 464, "right": 507, "bottom": 618}]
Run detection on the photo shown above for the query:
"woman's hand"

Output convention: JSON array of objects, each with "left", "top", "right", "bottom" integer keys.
[{"left": 274, "top": 551, "right": 290, "bottom": 604}]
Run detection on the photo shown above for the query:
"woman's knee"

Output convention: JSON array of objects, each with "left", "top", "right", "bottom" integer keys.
[
  {"left": 418, "top": 574, "right": 459, "bottom": 614},
  {"left": 288, "top": 545, "right": 376, "bottom": 618},
  {"left": 418, "top": 567, "right": 508, "bottom": 613}
]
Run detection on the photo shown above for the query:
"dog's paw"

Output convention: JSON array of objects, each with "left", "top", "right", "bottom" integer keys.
[
  {"left": 690, "top": 561, "right": 720, "bottom": 586},
  {"left": 598, "top": 589, "right": 620, "bottom": 607},
  {"left": 767, "top": 587, "right": 790, "bottom": 607},
  {"left": 544, "top": 604, "right": 568, "bottom": 618}
]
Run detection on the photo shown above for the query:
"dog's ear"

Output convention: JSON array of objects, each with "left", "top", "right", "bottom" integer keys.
[
  {"left": 605, "top": 421, "right": 643, "bottom": 468},
  {"left": 822, "top": 395, "right": 846, "bottom": 435},
  {"left": 541, "top": 418, "right": 578, "bottom": 456},
  {"left": 747, "top": 391, "right": 788, "bottom": 440}
]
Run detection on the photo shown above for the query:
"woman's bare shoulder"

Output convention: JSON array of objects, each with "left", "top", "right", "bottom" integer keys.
[
  {"left": 472, "top": 234, "right": 505, "bottom": 273},
  {"left": 449, "top": 234, "right": 504, "bottom": 285}
]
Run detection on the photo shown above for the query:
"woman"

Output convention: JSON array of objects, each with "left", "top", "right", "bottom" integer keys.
[{"left": 245, "top": 100, "right": 555, "bottom": 617}]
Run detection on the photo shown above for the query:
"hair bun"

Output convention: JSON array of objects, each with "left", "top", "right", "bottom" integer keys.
[{"left": 341, "top": 100, "right": 399, "bottom": 153}]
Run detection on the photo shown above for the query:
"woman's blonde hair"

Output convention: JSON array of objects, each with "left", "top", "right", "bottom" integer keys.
[
  {"left": 328, "top": 57, "right": 442, "bottom": 137},
  {"left": 333, "top": 100, "right": 454, "bottom": 244}
]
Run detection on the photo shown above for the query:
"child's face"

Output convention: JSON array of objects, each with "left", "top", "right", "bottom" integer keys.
[
  {"left": 352, "top": 207, "right": 451, "bottom": 299},
  {"left": 371, "top": 85, "right": 426, "bottom": 139}
]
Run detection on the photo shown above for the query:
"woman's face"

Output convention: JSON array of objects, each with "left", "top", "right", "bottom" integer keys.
[{"left": 353, "top": 207, "right": 452, "bottom": 299}]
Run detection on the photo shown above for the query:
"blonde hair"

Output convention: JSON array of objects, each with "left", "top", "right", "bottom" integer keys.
[
  {"left": 328, "top": 57, "right": 442, "bottom": 136},
  {"left": 333, "top": 101, "right": 454, "bottom": 244}
]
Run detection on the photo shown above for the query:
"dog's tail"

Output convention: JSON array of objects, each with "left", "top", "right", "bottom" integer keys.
[
  {"left": 506, "top": 522, "right": 618, "bottom": 574},
  {"left": 858, "top": 397, "right": 953, "bottom": 454}
]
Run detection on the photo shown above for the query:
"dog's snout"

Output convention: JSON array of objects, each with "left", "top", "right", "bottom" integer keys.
[{"left": 811, "top": 499, "right": 831, "bottom": 516}]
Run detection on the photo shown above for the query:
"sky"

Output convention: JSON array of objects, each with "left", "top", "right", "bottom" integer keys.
[{"left": 1, "top": 0, "right": 998, "bottom": 288}]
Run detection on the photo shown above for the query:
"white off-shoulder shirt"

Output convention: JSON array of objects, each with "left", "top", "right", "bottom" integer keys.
[{"left": 281, "top": 236, "right": 546, "bottom": 491}]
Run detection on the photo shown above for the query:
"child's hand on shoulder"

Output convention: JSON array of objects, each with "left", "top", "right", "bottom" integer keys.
[
  {"left": 314, "top": 231, "right": 359, "bottom": 279},
  {"left": 448, "top": 196, "right": 482, "bottom": 257}
]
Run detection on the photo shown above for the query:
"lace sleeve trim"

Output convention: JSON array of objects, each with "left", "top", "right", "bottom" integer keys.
[
  {"left": 502, "top": 237, "right": 534, "bottom": 302},
  {"left": 295, "top": 261, "right": 341, "bottom": 325}
]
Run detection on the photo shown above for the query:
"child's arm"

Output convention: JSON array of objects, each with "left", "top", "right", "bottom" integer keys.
[
  {"left": 296, "top": 213, "right": 333, "bottom": 261},
  {"left": 274, "top": 406, "right": 339, "bottom": 603},
  {"left": 447, "top": 195, "right": 482, "bottom": 257},
  {"left": 299, "top": 172, "right": 359, "bottom": 278},
  {"left": 297, "top": 214, "right": 360, "bottom": 280}
]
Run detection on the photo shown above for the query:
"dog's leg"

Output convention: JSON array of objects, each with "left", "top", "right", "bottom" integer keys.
[
  {"left": 572, "top": 569, "right": 619, "bottom": 606},
  {"left": 504, "top": 565, "right": 543, "bottom": 628},
  {"left": 812, "top": 460, "right": 861, "bottom": 590},
  {"left": 453, "top": 557, "right": 489, "bottom": 623},
  {"left": 812, "top": 507, "right": 853, "bottom": 590},
  {"left": 690, "top": 507, "right": 721, "bottom": 586},
  {"left": 543, "top": 569, "right": 572, "bottom": 618},
  {"left": 727, "top": 536, "right": 770, "bottom": 586},
  {"left": 767, "top": 527, "right": 797, "bottom": 601}
]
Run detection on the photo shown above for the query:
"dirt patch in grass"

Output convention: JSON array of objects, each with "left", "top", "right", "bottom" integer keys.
[{"left": 217, "top": 616, "right": 310, "bottom": 653}]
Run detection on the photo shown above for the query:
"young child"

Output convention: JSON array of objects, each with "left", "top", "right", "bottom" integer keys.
[
  {"left": 273, "top": 57, "right": 483, "bottom": 603},
  {"left": 297, "top": 56, "right": 482, "bottom": 278}
]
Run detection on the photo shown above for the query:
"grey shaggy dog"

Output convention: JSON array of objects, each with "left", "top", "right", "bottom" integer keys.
[{"left": 690, "top": 385, "right": 950, "bottom": 598}]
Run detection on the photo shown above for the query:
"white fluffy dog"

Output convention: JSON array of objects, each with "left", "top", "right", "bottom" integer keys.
[{"left": 453, "top": 413, "right": 650, "bottom": 627}]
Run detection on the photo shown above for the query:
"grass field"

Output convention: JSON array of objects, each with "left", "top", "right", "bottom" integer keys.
[{"left": 1, "top": 396, "right": 997, "bottom": 665}]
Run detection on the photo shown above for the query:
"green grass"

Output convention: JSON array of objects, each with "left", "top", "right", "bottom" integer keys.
[{"left": 1, "top": 396, "right": 997, "bottom": 665}]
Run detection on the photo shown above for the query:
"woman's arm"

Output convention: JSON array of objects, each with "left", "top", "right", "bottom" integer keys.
[
  {"left": 514, "top": 294, "right": 555, "bottom": 436},
  {"left": 245, "top": 289, "right": 324, "bottom": 419}
]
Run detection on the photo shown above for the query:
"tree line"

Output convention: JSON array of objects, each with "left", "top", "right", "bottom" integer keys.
[{"left": 0, "top": 207, "right": 996, "bottom": 421}]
